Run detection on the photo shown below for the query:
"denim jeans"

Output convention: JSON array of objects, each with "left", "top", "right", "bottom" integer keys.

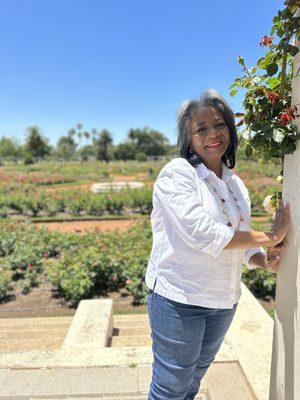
[{"left": 147, "top": 288, "right": 238, "bottom": 400}]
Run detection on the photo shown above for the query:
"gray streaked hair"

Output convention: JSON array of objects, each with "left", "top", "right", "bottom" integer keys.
[{"left": 176, "top": 89, "right": 239, "bottom": 168}]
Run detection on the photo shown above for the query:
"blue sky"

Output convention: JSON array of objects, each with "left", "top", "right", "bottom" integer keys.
[{"left": 0, "top": 0, "right": 284, "bottom": 146}]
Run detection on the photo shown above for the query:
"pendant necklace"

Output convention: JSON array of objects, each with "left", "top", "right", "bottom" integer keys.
[{"left": 205, "top": 178, "right": 245, "bottom": 230}]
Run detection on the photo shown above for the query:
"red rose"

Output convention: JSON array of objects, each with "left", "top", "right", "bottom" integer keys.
[
  {"left": 267, "top": 91, "right": 280, "bottom": 104},
  {"left": 280, "top": 105, "right": 298, "bottom": 126},
  {"left": 259, "top": 35, "right": 274, "bottom": 47}
]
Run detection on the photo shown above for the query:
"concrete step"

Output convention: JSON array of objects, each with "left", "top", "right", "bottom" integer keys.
[
  {"left": 113, "top": 326, "right": 151, "bottom": 336},
  {"left": 34, "top": 394, "right": 208, "bottom": 400},
  {"left": 0, "top": 316, "right": 73, "bottom": 352},
  {"left": 0, "top": 338, "right": 65, "bottom": 352},
  {"left": 113, "top": 314, "right": 150, "bottom": 338},
  {"left": 0, "top": 316, "right": 73, "bottom": 328},
  {"left": 109, "top": 335, "right": 151, "bottom": 347},
  {"left": 113, "top": 314, "right": 149, "bottom": 324},
  {"left": 113, "top": 319, "right": 149, "bottom": 328},
  {"left": 0, "top": 328, "right": 69, "bottom": 340}
]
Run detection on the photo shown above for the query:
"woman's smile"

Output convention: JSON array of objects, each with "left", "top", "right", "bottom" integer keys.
[{"left": 205, "top": 141, "right": 223, "bottom": 149}]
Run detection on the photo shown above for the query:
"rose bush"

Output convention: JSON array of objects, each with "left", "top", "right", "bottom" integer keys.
[{"left": 231, "top": 0, "right": 300, "bottom": 210}]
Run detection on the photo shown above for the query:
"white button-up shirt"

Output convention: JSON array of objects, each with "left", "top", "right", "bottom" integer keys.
[{"left": 145, "top": 157, "right": 266, "bottom": 309}]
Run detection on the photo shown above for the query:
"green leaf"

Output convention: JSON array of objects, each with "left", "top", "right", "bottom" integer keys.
[
  {"left": 251, "top": 134, "right": 265, "bottom": 145},
  {"left": 258, "top": 97, "right": 268, "bottom": 105},
  {"left": 266, "top": 77, "right": 281, "bottom": 89},
  {"left": 277, "top": 28, "right": 285, "bottom": 37},
  {"left": 238, "top": 55, "right": 245, "bottom": 67},
  {"left": 287, "top": 44, "right": 299, "bottom": 56},
  {"left": 231, "top": 78, "right": 242, "bottom": 87},
  {"left": 230, "top": 89, "right": 238, "bottom": 97},
  {"left": 263, "top": 128, "right": 274, "bottom": 139},
  {"left": 245, "top": 144, "right": 253, "bottom": 157},
  {"left": 257, "top": 57, "right": 266, "bottom": 69},
  {"left": 263, "top": 150, "right": 271, "bottom": 161},
  {"left": 248, "top": 66, "right": 257, "bottom": 75},
  {"left": 270, "top": 25, "right": 277, "bottom": 36},
  {"left": 266, "top": 63, "right": 278, "bottom": 77},
  {"left": 290, "top": 4, "right": 298, "bottom": 14}
]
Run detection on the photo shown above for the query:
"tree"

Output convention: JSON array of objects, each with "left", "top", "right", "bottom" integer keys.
[
  {"left": 80, "top": 144, "right": 95, "bottom": 162},
  {"left": 56, "top": 135, "right": 77, "bottom": 160},
  {"left": 68, "top": 123, "right": 90, "bottom": 149},
  {"left": 25, "top": 126, "right": 50, "bottom": 159},
  {"left": 126, "top": 127, "right": 169, "bottom": 156},
  {"left": 0, "top": 137, "right": 19, "bottom": 159},
  {"left": 113, "top": 142, "right": 136, "bottom": 160},
  {"left": 93, "top": 129, "right": 113, "bottom": 162}
]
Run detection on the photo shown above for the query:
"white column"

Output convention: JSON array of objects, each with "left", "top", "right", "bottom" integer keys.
[{"left": 269, "top": 28, "right": 300, "bottom": 400}]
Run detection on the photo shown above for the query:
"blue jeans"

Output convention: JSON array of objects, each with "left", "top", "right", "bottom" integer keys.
[{"left": 147, "top": 288, "right": 238, "bottom": 400}]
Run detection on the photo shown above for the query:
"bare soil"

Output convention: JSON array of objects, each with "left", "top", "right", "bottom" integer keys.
[
  {"left": 34, "top": 219, "right": 137, "bottom": 234},
  {"left": 0, "top": 275, "right": 147, "bottom": 319}
]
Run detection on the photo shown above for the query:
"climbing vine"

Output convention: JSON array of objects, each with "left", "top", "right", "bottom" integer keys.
[{"left": 231, "top": 0, "right": 300, "bottom": 211}]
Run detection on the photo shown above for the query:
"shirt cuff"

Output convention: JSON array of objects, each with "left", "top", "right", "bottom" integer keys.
[
  {"left": 206, "top": 224, "right": 235, "bottom": 258},
  {"left": 243, "top": 247, "right": 267, "bottom": 270}
]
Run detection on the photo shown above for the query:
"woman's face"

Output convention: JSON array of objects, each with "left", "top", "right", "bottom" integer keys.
[{"left": 189, "top": 106, "right": 230, "bottom": 164}]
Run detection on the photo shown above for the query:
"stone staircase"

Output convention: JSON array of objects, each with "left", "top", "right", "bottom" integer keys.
[
  {"left": 0, "top": 316, "right": 73, "bottom": 352},
  {"left": 36, "top": 394, "right": 208, "bottom": 399},
  {"left": 0, "top": 283, "right": 274, "bottom": 399}
]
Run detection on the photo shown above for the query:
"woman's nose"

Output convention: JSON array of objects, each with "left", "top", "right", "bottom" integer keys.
[{"left": 206, "top": 127, "right": 221, "bottom": 137}]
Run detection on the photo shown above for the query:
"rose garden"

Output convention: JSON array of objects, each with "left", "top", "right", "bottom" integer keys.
[
  {"left": 1, "top": 2, "right": 300, "bottom": 399},
  {"left": 0, "top": 156, "right": 281, "bottom": 313}
]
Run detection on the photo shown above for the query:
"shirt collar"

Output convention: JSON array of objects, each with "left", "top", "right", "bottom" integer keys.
[{"left": 196, "top": 161, "right": 233, "bottom": 183}]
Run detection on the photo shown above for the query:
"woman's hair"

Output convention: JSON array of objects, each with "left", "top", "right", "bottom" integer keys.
[{"left": 176, "top": 89, "right": 239, "bottom": 168}]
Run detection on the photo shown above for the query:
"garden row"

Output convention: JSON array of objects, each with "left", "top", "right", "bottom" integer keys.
[
  {"left": 0, "top": 173, "right": 281, "bottom": 218},
  {"left": 0, "top": 220, "right": 276, "bottom": 306},
  {"left": 0, "top": 186, "right": 153, "bottom": 217},
  {"left": 2, "top": 160, "right": 163, "bottom": 181}
]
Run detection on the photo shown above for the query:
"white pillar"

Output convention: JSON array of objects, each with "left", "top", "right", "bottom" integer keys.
[{"left": 269, "top": 28, "right": 300, "bottom": 400}]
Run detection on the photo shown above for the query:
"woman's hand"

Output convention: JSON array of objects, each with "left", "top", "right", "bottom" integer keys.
[
  {"left": 264, "top": 241, "right": 288, "bottom": 273},
  {"left": 270, "top": 199, "right": 291, "bottom": 246}
]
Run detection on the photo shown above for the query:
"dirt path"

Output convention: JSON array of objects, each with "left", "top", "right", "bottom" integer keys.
[
  {"left": 34, "top": 219, "right": 138, "bottom": 234},
  {"left": 44, "top": 183, "right": 92, "bottom": 193}
]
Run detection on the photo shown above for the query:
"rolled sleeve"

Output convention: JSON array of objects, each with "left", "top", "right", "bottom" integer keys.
[
  {"left": 154, "top": 162, "right": 235, "bottom": 258},
  {"left": 243, "top": 247, "right": 267, "bottom": 270}
]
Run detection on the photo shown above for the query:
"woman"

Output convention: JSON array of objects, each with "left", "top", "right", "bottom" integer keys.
[{"left": 145, "top": 89, "right": 290, "bottom": 400}]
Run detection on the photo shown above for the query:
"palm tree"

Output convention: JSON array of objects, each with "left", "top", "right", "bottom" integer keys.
[{"left": 95, "top": 129, "right": 113, "bottom": 162}]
